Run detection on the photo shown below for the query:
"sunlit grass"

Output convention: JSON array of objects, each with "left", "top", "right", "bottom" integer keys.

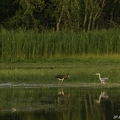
[{"left": 0, "top": 63, "right": 120, "bottom": 84}]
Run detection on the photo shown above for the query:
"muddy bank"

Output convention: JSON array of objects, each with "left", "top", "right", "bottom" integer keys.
[{"left": 0, "top": 82, "right": 120, "bottom": 88}]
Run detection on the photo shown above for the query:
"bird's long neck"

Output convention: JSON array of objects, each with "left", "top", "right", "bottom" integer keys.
[
  {"left": 98, "top": 74, "right": 101, "bottom": 80},
  {"left": 98, "top": 94, "right": 102, "bottom": 102}
]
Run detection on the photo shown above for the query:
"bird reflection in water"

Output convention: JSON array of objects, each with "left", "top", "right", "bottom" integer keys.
[
  {"left": 57, "top": 88, "right": 70, "bottom": 104},
  {"left": 96, "top": 91, "right": 109, "bottom": 103},
  {"left": 57, "top": 88, "right": 65, "bottom": 96}
]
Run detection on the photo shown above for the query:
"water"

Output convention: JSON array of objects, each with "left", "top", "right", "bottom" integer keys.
[{"left": 0, "top": 86, "right": 120, "bottom": 120}]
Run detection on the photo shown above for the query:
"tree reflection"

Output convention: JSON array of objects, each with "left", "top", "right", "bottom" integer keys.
[{"left": 0, "top": 88, "right": 120, "bottom": 120}]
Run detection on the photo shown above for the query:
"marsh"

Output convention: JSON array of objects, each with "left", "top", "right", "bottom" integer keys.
[{"left": 0, "top": 86, "right": 120, "bottom": 120}]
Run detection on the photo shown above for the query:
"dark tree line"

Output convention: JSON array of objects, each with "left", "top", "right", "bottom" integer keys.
[{"left": 0, "top": 0, "right": 120, "bottom": 32}]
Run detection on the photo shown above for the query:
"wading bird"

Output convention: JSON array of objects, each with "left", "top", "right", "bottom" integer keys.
[
  {"left": 55, "top": 73, "right": 70, "bottom": 85},
  {"left": 95, "top": 73, "right": 108, "bottom": 85}
]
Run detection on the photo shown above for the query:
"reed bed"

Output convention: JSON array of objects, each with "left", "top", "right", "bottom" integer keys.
[{"left": 0, "top": 29, "right": 120, "bottom": 62}]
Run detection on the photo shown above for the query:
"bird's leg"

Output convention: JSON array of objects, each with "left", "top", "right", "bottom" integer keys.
[
  {"left": 100, "top": 81, "right": 106, "bottom": 87},
  {"left": 101, "top": 82, "right": 103, "bottom": 85},
  {"left": 60, "top": 78, "right": 64, "bottom": 85},
  {"left": 61, "top": 79, "right": 64, "bottom": 86},
  {"left": 103, "top": 82, "right": 106, "bottom": 86},
  {"left": 58, "top": 80, "right": 61, "bottom": 84},
  {"left": 100, "top": 81, "right": 103, "bottom": 86}
]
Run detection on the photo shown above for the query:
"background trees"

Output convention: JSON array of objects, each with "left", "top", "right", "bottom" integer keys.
[{"left": 0, "top": 0, "right": 120, "bottom": 31}]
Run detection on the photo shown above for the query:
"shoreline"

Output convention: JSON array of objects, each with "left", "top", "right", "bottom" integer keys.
[{"left": 0, "top": 82, "right": 120, "bottom": 88}]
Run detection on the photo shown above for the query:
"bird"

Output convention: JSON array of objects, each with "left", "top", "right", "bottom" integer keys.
[
  {"left": 95, "top": 73, "right": 108, "bottom": 85},
  {"left": 12, "top": 108, "right": 17, "bottom": 112},
  {"left": 55, "top": 73, "right": 70, "bottom": 85}
]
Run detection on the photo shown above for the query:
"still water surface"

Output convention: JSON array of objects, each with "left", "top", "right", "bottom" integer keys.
[{"left": 0, "top": 86, "right": 120, "bottom": 120}]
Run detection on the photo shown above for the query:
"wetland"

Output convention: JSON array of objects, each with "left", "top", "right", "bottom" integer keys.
[
  {"left": 0, "top": 86, "right": 120, "bottom": 120},
  {"left": 0, "top": 62, "right": 120, "bottom": 120}
]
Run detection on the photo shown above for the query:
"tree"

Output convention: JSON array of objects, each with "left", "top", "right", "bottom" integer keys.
[
  {"left": 0, "top": 0, "right": 120, "bottom": 31},
  {"left": 6, "top": 0, "right": 45, "bottom": 30},
  {"left": 82, "top": 0, "right": 106, "bottom": 32},
  {"left": 0, "top": 0, "right": 18, "bottom": 24},
  {"left": 46, "top": 0, "right": 81, "bottom": 32}
]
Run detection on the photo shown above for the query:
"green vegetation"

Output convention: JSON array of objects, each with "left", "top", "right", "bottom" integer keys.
[
  {"left": 0, "top": 63, "right": 120, "bottom": 84},
  {"left": 0, "top": 29, "right": 120, "bottom": 85},
  {"left": 0, "top": 87, "right": 56, "bottom": 110},
  {"left": 1, "top": 1, "right": 120, "bottom": 119},
  {"left": 0, "top": 87, "right": 119, "bottom": 118},
  {"left": 0, "top": 29, "right": 120, "bottom": 62},
  {"left": 0, "top": 0, "right": 120, "bottom": 31}
]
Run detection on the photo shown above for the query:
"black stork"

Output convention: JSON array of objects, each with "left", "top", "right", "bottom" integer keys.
[{"left": 55, "top": 73, "right": 70, "bottom": 85}]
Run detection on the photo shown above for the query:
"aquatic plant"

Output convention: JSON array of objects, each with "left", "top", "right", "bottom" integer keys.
[{"left": 0, "top": 29, "right": 120, "bottom": 61}]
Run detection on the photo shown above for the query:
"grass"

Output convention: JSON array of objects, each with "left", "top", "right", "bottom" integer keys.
[
  {"left": 0, "top": 62, "right": 120, "bottom": 84},
  {"left": 0, "top": 29, "right": 120, "bottom": 62},
  {"left": 0, "top": 28, "right": 120, "bottom": 84}
]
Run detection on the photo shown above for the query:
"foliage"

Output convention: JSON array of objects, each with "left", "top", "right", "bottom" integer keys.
[
  {"left": 0, "top": 29, "right": 120, "bottom": 61},
  {"left": 0, "top": 61, "right": 120, "bottom": 83},
  {"left": 0, "top": 0, "right": 120, "bottom": 31}
]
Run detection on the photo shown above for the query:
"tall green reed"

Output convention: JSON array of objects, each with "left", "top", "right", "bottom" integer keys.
[{"left": 0, "top": 29, "right": 120, "bottom": 61}]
